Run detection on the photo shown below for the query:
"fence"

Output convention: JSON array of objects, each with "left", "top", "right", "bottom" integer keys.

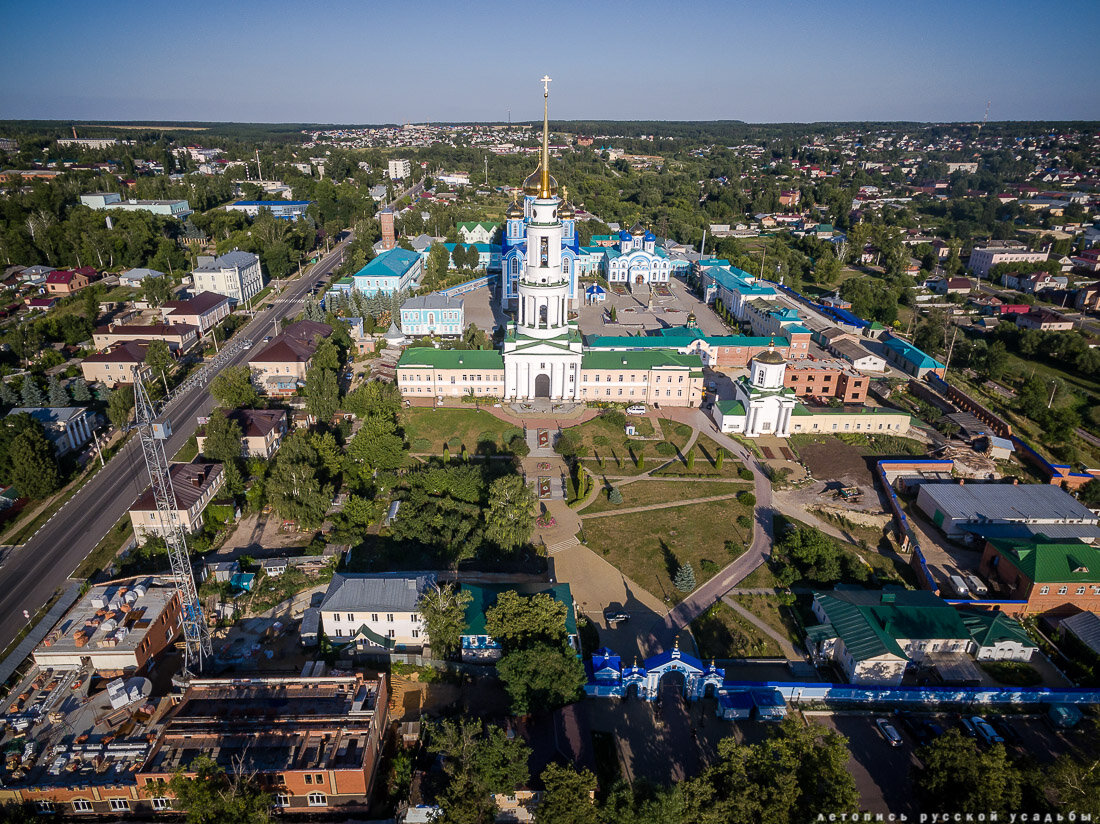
[
  {"left": 722, "top": 679, "right": 1100, "bottom": 707},
  {"left": 439, "top": 274, "right": 498, "bottom": 297}
]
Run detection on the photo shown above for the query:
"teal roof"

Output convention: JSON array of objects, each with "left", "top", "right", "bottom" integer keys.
[
  {"left": 716, "top": 400, "right": 746, "bottom": 416},
  {"left": 354, "top": 247, "right": 421, "bottom": 280},
  {"left": 605, "top": 248, "right": 622, "bottom": 260},
  {"left": 581, "top": 350, "right": 702, "bottom": 370},
  {"left": 396, "top": 347, "right": 504, "bottom": 370},
  {"left": 786, "top": 324, "right": 812, "bottom": 334},
  {"left": 697, "top": 259, "right": 731, "bottom": 268},
  {"left": 457, "top": 221, "right": 498, "bottom": 232},
  {"left": 460, "top": 583, "right": 577, "bottom": 637},
  {"left": 882, "top": 335, "right": 945, "bottom": 369},
  {"left": 958, "top": 610, "right": 1036, "bottom": 650}
]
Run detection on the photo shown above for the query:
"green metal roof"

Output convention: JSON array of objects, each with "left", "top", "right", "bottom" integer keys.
[
  {"left": 457, "top": 221, "right": 498, "bottom": 232},
  {"left": 396, "top": 347, "right": 504, "bottom": 370},
  {"left": 813, "top": 589, "right": 971, "bottom": 662},
  {"left": 581, "top": 350, "right": 702, "bottom": 371},
  {"left": 958, "top": 610, "right": 1036, "bottom": 650},
  {"left": 988, "top": 537, "right": 1100, "bottom": 584},
  {"left": 460, "top": 583, "right": 577, "bottom": 637},
  {"left": 716, "top": 400, "right": 746, "bottom": 416}
]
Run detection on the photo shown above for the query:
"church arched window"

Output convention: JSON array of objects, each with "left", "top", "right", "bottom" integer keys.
[
  {"left": 511, "top": 258, "right": 518, "bottom": 276},
  {"left": 563, "top": 258, "right": 571, "bottom": 274}
]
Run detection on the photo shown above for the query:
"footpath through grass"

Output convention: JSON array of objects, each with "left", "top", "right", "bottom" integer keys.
[
  {"left": 581, "top": 478, "right": 745, "bottom": 515},
  {"left": 691, "top": 601, "right": 782, "bottom": 658}
]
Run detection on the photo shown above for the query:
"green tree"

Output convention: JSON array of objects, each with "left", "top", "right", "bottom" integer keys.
[
  {"left": 141, "top": 274, "right": 174, "bottom": 307},
  {"left": 608, "top": 486, "right": 623, "bottom": 504},
  {"left": 107, "top": 385, "right": 135, "bottom": 430},
  {"left": 1046, "top": 749, "right": 1100, "bottom": 816},
  {"left": 8, "top": 426, "right": 61, "bottom": 499},
  {"left": 716, "top": 448, "right": 725, "bottom": 470},
  {"left": 484, "top": 474, "right": 535, "bottom": 553},
  {"left": 70, "top": 377, "right": 92, "bottom": 403},
  {"left": 210, "top": 366, "right": 258, "bottom": 409},
  {"left": 914, "top": 731, "right": 1023, "bottom": 814},
  {"left": 347, "top": 415, "right": 407, "bottom": 476},
  {"left": 144, "top": 339, "right": 175, "bottom": 386},
  {"left": 46, "top": 375, "right": 69, "bottom": 407},
  {"left": 429, "top": 719, "right": 530, "bottom": 824},
  {"left": 535, "top": 764, "right": 598, "bottom": 824},
  {"left": 686, "top": 447, "right": 695, "bottom": 470},
  {"left": 0, "top": 381, "right": 18, "bottom": 407},
  {"left": 329, "top": 494, "right": 379, "bottom": 544},
  {"left": 149, "top": 754, "right": 272, "bottom": 824},
  {"left": 426, "top": 243, "right": 451, "bottom": 289},
  {"left": 305, "top": 366, "right": 340, "bottom": 423},
  {"left": 20, "top": 377, "right": 45, "bottom": 407},
  {"left": 266, "top": 433, "right": 332, "bottom": 528},
  {"left": 1080, "top": 479, "right": 1100, "bottom": 509},
  {"left": 496, "top": 644, "right": 586, "bottom": 716},
  {"left": 673, "top": 562, "right": 696, "bottom": 592},
  {"left": 200, "top": 412, "right": 243, "bottom": 463},
  {"left": 813, "top": 250, "right": 842, "bottom": 285},
  {"left": 485, "top": 590, "right": 569, "bottom": 651},
  {"left": 343, "top": 380, "right": 401, "bottom": 419},
  {"left": 417, "top": 582, "right": 474, "bottom": 659}
]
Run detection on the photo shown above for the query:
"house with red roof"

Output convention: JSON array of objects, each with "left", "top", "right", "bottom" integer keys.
[{"left": 44, "top": 269, "right": 92, "bottom": 295}]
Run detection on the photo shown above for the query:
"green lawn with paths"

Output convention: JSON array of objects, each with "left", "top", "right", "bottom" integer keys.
[
  {"left": 581, "top": 497, "right": 752, "bottom": 603},
  {"left": 581, "top": 478, "right": 746, "bottom": 515},
  {"left": 691, "top": 601, "right": 782, "bottom": 658},
  {"left": 399, "top": 407, "right": 518, "bottom": 453}
]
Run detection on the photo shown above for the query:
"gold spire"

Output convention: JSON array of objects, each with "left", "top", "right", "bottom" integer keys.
[{"left": 539, "top": 74, "right": 552, "bottom": 198}]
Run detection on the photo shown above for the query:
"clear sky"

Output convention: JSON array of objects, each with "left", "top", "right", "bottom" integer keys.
[{"left": 1, "top": 0, "right": 1097, "bottom": 124}]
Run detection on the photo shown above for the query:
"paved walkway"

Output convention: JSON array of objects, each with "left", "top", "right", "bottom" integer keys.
[
  {"left": 580, "top": 492, "right": 744, "bottom": 520},
  {"left": 720, "top": 595, "right": 802, "bottom": 660},
  {"left": 642, "top": 408, "right": 776, "bottom": 654}
]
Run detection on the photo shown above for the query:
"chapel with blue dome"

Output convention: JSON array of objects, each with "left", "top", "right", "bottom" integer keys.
[{"left": 604, "top": 221, "right": 672, "bottom": 291}]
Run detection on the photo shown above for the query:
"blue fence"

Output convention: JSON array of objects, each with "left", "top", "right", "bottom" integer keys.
[{"left": 721, "top": 679, "right": 1100, "bottom": 706}]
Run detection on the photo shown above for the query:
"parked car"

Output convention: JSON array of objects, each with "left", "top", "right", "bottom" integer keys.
[
  {"left": 626, "top": 405, "right": 647, "bottom": 415},
  {"left": 948, "top": 575, "right": 971, "bottom": 598},
  {"left": 875, "top": 718, "right": 903, "bottom": 747},
  {"left": 971, "top": 716, "right": 1004, "bottom": 745},
  {"left": 965, "top": 574, "right": 989, "bottom": 598},
  {"left": 896, "top": 712, "right": 929, "bottom": 746},
  {"left": 957, "top": 715, "right": 978, "bottom": 737}
]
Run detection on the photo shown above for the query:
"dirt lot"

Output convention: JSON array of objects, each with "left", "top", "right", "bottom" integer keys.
[{"left": 797, "top": 439, "right": 876, "bottom": 488}]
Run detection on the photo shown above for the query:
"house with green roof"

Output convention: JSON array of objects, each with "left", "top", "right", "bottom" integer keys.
[
  {"left": 809, "top": 589, "right": 976, "bottom": 685},
  {"left": 457, "top": 221, "right": 500, "bottom": 245},
  {"left": 459, "top": 582, "right": 578, "bottom": 663},
  {"left": 351, "top": 247, "right": 423, "bottom": 296},
  {"left": 981, "top": 536, "right": 1100, "bottom": 616},
  {"left": 958, "top": 610, "right": 1037, "bottom": 661},
  {"left": 881, "top": 334, "right": 946, "bottom": 379}
]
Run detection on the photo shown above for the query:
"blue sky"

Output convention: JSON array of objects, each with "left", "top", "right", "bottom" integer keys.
[{"left": 1, "top": 0, "right": 1097, "bottom": 124}]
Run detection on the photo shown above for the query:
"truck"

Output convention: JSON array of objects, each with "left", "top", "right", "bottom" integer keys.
[{"left": 965, "top": 574, "right": 989, "bottom": 598}]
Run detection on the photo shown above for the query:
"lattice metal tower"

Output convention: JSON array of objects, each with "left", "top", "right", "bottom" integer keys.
[{"left": 132, "top": 368, "right": 211, "bottom": 674}]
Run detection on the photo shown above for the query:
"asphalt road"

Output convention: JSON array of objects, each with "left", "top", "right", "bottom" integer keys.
[{"left": 0, "top": 235, "right": 351, "bottom": 655}]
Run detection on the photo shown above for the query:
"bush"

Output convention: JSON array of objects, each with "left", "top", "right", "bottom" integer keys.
[
  {"left": 655, "top": 441, "right": 678, "bottom": 456},
  {"left": 412, "top": 438, "right": 431, "bottom": 452},
  {"left": 736, "top": 514, "right": 752, "bottom": 529},
  {"left": 601, "top": 410, "right": 626, "bottom": 428},
  {"left": 608, "top": 487, "right": 623, "bottom": 504},
  {"left": 507, "top": 434, "right": 530, "bottom": 457},
  {"left": 738, "top": 467, "right": 754, "bottom": 481},
  {"left": 502, "top": 426, "right": 523, "bottom": 444},
  {"left": 737, "top": 490, "right": 756, "bottom": 506},
  {"left": 979, "top": 661, "right": 1043, "bottom": 687},
  {"left": 700, "top": 559, "right": 718, "bottom": 576}
]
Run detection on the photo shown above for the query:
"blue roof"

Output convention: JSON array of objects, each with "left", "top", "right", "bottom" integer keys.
[
  {"left": 618, "top": 230, "right": 631, "bottom": 240},
  {"left": 697, "top": 259, "right": 731, "bottom": 268},
  {"left": 354, "top": 247, "right": 421, "bottom": 280},
  {"left": 882, "top": 335, "right": 945, "bottom": 369},
  {"left": 643, "top": 231, "right": 656, "bottom": 241},
  {"left": 585, "top": 283, "right": 606, "bottom": 294},
  {"left": 234, "top": 200, "right": 313, "bottom": 206}
]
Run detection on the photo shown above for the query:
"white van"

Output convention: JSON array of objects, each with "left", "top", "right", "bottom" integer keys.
[
  {"left": 965, "top": 574, "right": 989, "bottom": 598},
  {"left": 626, "top": 405, "right": 647, "bottom": 415},
  {"left": 948, "top": 575, "right": 970, "bottom": 598}
]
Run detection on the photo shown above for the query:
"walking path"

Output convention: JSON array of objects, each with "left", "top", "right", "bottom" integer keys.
[
  {"left": 641, "top": 408, "right": 776, "bottom": 654},
  {"left": 720, "top": 595, "right": 802, "bottom": 660},
  {"left": 580, "top": 492, "right": 744, "bottom": 520}
]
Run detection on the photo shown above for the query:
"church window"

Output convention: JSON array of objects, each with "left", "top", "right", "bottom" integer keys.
[
  {"left": 511, "top": 259, "right": 518, "bottom": 276},
  {"left": 451, "top": 377, "right": 455, "bottom": 383},
  {"left": 540, "top": 237, "right": 549, "bottom": 266},
  {"left": 678, "top": 375, "right": 683, "bottom": 382},
  {"left": 678, "top": 390, "right": 682, "bottom": 397},
  {"left": 666, "top": 390, "right": 671, "bottom": 397},
  {"left": 462, "top": 375, "right": 467, "bottom": 381},
  {"left": 594, "top": 375, "right": 599, "bottom": 382},
  {"left": 1077, "top": 587, "right": 1086, "bottom": 595},
  {"left": 1059, "top": 586, "right": 1068, "bottom": 595},
  {"left": 1040, "top": 586, "right": 1049, "bottom": 595}
]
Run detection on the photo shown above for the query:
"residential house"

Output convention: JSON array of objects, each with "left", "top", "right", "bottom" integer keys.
[
  {"left": 160, "top": 291, "right": 231, "bottom": 336},
  {"left": 196, "top": 408, "right": 287, "bottom": 459},
  {"left": 829, "top": 339, "right": 887, "bottom": 373},
  {"left": 45, "top": 268, "right": 93, "bottom": 295},
  {"left": 968, "top": 247, "right": 1048, "bottom": 278},
  {"left": 460, "top": 583, "right": 579, "bottom": 663},
  {"left": 1076, "top": 282, "right": 1100, "bottom": 312},
  {"left": 247, "top": 320, "right": 333, "bottom": 396},
  {"left": 782, "top": 359, "right": 868, "bottom": 403},
  {"left": 119, "top": 268, "right": 165, "bottom": 287},
  {"left": 1002, "top": 271, "right": 1067, "bottom": 294},
  {"left": 928, "top": 276, "right": 973, "bottom": 295},
  {"left": 319, "top": 573, "right": 435, "bottom": 651},
  {"left": 880, "top": 335, "right": 946, "bottom": 379},
  {"left": 129, "top": 462, "right": 225, "bottom": 540},
  {"left": 1016, "top": 308, "right": 1073, "bottom": 331},
  {"left": 399, "top": 294, "right": 464, "bottom": 337},
  {"left": 93, "top": 322, "right": 198, "bottom": 353},
  {"left": 81, "top": 342, "right": 152, "bottom": 388}
]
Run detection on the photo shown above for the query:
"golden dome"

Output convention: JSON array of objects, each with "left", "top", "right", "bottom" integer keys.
[
  {"left": 558, "top": 186, "right": 575, "bottom": 218},
  {"left": 506, "top": 195, "right": 523, "bottom": 218},
  {"left": 629, "top": 221, "right": 646, "bottom": 236},
  {"left": 523, "top": 164, "right": 558, "bottom": 197}
]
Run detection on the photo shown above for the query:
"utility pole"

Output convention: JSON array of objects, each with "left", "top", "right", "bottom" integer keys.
[
  {"left": 484, "top": 155, "right": 489, "bottom": 187},
  {"left": 942, "top": 324, "right": 960, "bottom": 374},
  {"left": 255, "top": 149, "right": 262, "bottom": 183}
]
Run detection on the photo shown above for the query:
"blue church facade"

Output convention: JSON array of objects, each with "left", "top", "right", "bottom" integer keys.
[{"left": 501, "top": 195, "right": 580, "bottom": 310}]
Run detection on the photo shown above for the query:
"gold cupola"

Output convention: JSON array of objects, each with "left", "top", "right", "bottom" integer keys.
[
  {"left": 523, "top": 75, "right": 558, "bottom": 198},
  {"left": 558, "top": 186, "right": 575, "bottom": 218},
  {"left": 506, "top": 192, "right": 523, "bottom": 218}
]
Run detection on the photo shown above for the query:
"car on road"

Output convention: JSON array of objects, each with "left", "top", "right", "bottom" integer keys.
[
  {"left": 603, "top": 609, "right": 630, "bottom": 624},
  {"left": 875, "top": 718, "right": 903, "bottom": 747},
  {"left": 626, "top": 405, "right": 647, "bottom": 415},
  {"left": 971, "top": 716, "right": 1004, "bottom": 745},
  {"left": 263, "top": 335, "right": 272, "bottom": 342}
]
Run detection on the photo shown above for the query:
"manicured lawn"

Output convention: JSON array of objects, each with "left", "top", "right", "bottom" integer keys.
[
  {"left": 737, "top": 562, "right": 781, "bottom": 589},
  {"left": 581, "top": 498, "right": 752, "bottom": 603},
  {"left": 581, "top": 479, "right": 743, "bottom": 515},
  {"left": 652, "top": 435, "right": 745, "bottom": 478},
  {"left": 691, "top": 602, "right": 782, "bottom": 658},
  {"left": 732, "top": 593, "right": 803, "bottom": 651},
  {"left": 566, "top": 415, "right": 693, "bottom": 462},
  {"left": 400, "top": 407, "right": 519, "bottom": 453}
]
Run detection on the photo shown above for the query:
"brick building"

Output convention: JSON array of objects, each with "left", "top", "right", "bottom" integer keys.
[
  {"left": 783, "top": 358, "right": 868, "bottom": 403},
  {"left": 980, "top": 537, "right": 1100, "bottom": 617}
]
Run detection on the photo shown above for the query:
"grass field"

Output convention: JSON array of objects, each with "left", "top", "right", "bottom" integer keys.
[
  {"left": 732, "top": 593, "right": 803, "bottom": 651},
  {"left": 581, "top": 497, "right": 752, "bottom": 603},
  {"left": 400, "top": 407, "right": 518, "bottom": 453},
  {"left": 691, "top": 602, "right": 782, "bottom": 658},
  {"left": 581, "top": 479, "right": 744, "bottom": 515},
  {"left": 652, "top": 435, "right": 744, "bottom": 477}
]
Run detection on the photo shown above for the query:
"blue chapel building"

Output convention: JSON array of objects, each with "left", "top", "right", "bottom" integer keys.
[{"left": 501, "top": 186, "right": 581, "bottom": 312}]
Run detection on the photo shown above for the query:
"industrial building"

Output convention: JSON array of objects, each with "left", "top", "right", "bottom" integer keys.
[{"left": 915, "top": 482, "right": 1100, "bottom": 542}]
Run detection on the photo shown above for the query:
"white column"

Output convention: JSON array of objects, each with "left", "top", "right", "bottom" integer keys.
[{"left": 745, "top": 404, "right": 756, "bottom": 436}]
